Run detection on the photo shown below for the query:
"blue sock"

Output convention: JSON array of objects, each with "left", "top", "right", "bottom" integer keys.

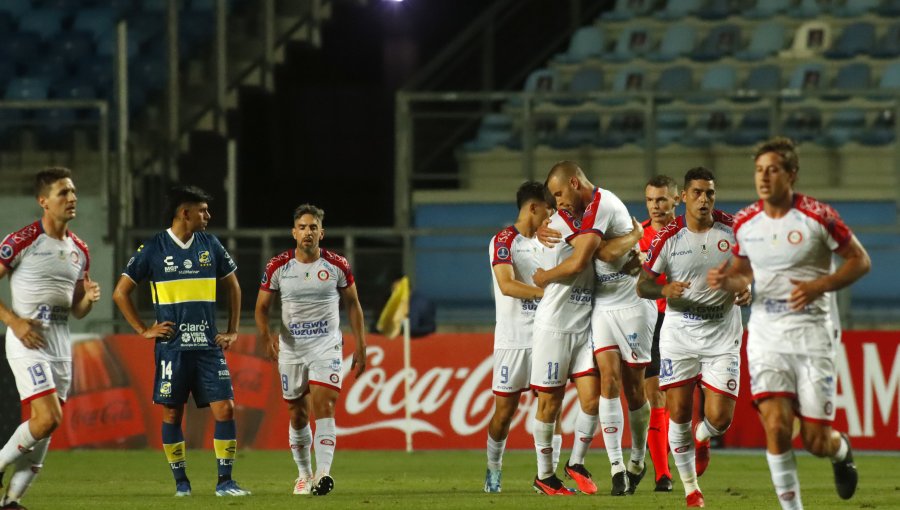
[
  {"left": 161, "top": 422, "right": 188, "bottom": 484},
  {"left": 214, "top": 420, "right": 237, "bottom": 485}
]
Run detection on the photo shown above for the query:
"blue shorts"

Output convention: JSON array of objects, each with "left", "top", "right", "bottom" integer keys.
[{"left": 153, "top": 346, "right": 234, "bottom": 407}]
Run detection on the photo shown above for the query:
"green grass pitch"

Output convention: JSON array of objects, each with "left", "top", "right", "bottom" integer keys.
[{"left": 17, "top": 449, "right": 898, "bottom": 509}]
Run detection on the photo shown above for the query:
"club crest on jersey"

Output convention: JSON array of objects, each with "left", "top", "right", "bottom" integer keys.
[
  {"left": 787, "top": 230, "right": 803, "bottom": 244},
  {"left": 330, "top": 373, "right": 340, "bottom": 384},
  {"left": 160, "top": 382, "right": 172, "bottom": 395},
  {"left": 317, "top": 269, "right": 330, "bottom": 281},
  {"left": 199, "top": 250, "right": 211, "bottom": 266},
  {"left": 330, "top": 358, "right": 341, "bottom": 371},
  {"left": 70, "top": 251, "right": 79, "bottom": 265},
  {"left": 496, "top": 246, "right": 510, "bottom": 260},
  {"left": 717, "top": 239, "right": 730, "bottom": 252},
  {"left": 573, "top": 219, "right": 582, "bottom": 229},
  {"left": 0, "top": 245, "right": 12, "bottom": 260},
  {"left": 261, "top": 271, "right": 268, "bottom": 284}
]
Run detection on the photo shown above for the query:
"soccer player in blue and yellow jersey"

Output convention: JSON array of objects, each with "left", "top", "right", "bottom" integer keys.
[{"left": 112, "top": 185, "right": 250, "bottom": 497}]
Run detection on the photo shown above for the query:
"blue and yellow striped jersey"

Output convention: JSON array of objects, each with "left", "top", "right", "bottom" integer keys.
[{"left": 123, "top": 229, "right": 237, "bottom": 350}]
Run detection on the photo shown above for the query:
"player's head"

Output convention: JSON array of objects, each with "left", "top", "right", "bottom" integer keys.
[
  {"left": 753, "top": 136, "right": 798, "bottom": 203},
  {"left": 516, "top": 181, "right": 552, "bottom": 227},
  {"left": 35, "top": 167, "right": 77, "bottom": 223},
  {"left": 292, "top": 203, "right": 325, "bottom": 253},
  {"left": 644, "top": 175, "right": 680, "bottom": 224},
  {"left": 168, "top": 185, "right": 212, "bottom": 232},
  {"left": 545, "top": 160, "right": 590, "bottom": 214},
  {"left": 682, "top": 167, "right": 716, "bottom": 224}
]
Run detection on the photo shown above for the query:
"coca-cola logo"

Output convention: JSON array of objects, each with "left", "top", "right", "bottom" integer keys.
[
  {"left": 540, "top": 447, "right": 553, "bottom": 454},
  {"left": 780, "top": 491, "right": 796, "bottom": 501},
  {"left": 70, "top": 398, "right": 135, "bottom": 429},
  {"left": 320, "top": 439, "right": 335, "bottom": 446},
  {"left": 674, "top": 445, "right": 689, "bottom": 453},
  {"left": 603, "top": 426, "right": 618, "bottom": 433}
]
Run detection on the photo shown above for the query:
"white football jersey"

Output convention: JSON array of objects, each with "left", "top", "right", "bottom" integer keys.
[
  {"left": 579, "top": 187, "right": 642, "bottom": 310},
  {"left": 733, "top": 194, "right": 852, "bottom": 351},
  {"left": 260, "top": 248, "right": 353, "bottom": 362},
  {"left": 644, "top": 211, "right": 742, "bottom": 352},
  {"left": 489, "top": 226, "right": 542, "bottom": 350},
  {"left": 1, "top": 221, "right": 90, "bottom": 361},
  {"left": 534, "top": 210, "right": 594, "bottom": 334}
]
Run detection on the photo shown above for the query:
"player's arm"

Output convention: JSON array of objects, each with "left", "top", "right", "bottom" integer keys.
[
  {"left": 637, "top": 267, "right": 690, "bottom": 300},
  {"left": 532, "top": 233, "right": 600, "bottom": 288},
  {"left": 214, "top": 272, "right": 241, "bottom": 350},
  {"left": 71, "top": 274, "right": 101, "bottom": 319},
  {"left": 254, "top": 288, "right": 279, "bottom": 361},
  {"left": 493, "top": 264, "right": 543, "bottom": 300},
  {"left": 0, "top": 264, "right": 45, "bottom": 348},
  {"left": 707, "top": 256, "right": 754, "bottom": 293},
  {"left": 788, "top": 235, "right": 871, "bottom": 311},
  {"left": 112, "top": 275, "right": 174, "bottom": 339},
  {"left": 596, "top": 217, "right": 644, "bottom": 263},
  {"left": 338, "top": 283, "right": 367, "bottom": 377}
]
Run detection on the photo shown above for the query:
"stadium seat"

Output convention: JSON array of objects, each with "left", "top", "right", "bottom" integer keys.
[
  {"left": 462, "top": 114, "right": 512, "bottom": 152},
  {"left": 877, "top": 0, "right": 900, "bottom": 17},
  {"left": 51, "top": 78, "right": 98, "bottom": 100},
  {"left": 18, "top": 9, "right": 64, "bottom": 40},
  {"left": 782, "top": 21, "right": 832, "bottom": 58},
  {"left": 646, "top": 23, "right": 696, "bottom": 62},
  {"left": 723, "top": 109, "right": 770, "bottom": 146},
  {"left": 602, "top": 66, "right": 647, "bottom": 105},
  {"left": 691, "top": 24, "right": 740, "bottom": 61},
  {"left": 143, "top": 0, "right": 183, "bottom": 12},
  {"left": 179, "top": 11, "right": 215, "bottom": 48},
  {"left": 190, "top": 0, "right": 217, "bottom": 11},
  {"left": 735, "top": 21, "right": 786, "bottom": 61},
  {"left": 5, "top": 77, "right": 51, "bottom": 100},
  {"left": 76, "top": 55, "right": 116, "bottom": 98},
  {"left": 818, "top": 108, "right": 866, "bottom": 147},
  {"left": 133, "top": 56, "right": 168, "bottom": 91},
  {"left": 54, "top": 31, "right": 95, "bottom": 64},
  {"left": 831, "top": 0, "right": 879, "bottom": 17},
  {"left": 734, "top": 64, "right": 781, "bottom": 102},
  {"left": 697, "top": 0, "right": 734, "bottom": 20},
  {"left": 26, "top": 56, "right": 68, "bottom": 83},
  {"left": 557, "top": 68, "right": 603, "bottom": 106},
  {"left": 784, "top": 62, "right": 826, "bottom": 101},
  {"left": 823, "top": 62, "right": 871, "bottom": 101},
  {"left": 825, "top": 22, "right": 875, "bottom": 59},
  {"left": 0, "top": 60, "right": 15, "bottom": 85},
  {"left": 687, "top": 111, "right": 732, "bottom": 146},
  {"left": 511, "top": 68, "right": 560, "bottom": 107},
  {"left": 873, "top": 62, "right": 900, "bottom": 101},
  {"left": 605, "top": 110, "right": 645, "bottom": 146},
  {"left": 654, "top": 110, "right": 688, "bottom": 146},
  {"left": 688, "top": 64, "right": 737, "bottom": 103},
  {"left": 872, "top": 22, "right": 900, "bottom": 59},
  {"left": 787, "top": 0, "right": 826, "bottom": 19},
  {"left": 551, "top": 112, "right": 601, "bottom": 149},
  {"left": 74, "top": 8, "right": 119, "bottom": 41},
  {"left": 0, "top": 0, "right": 30, "bottom": 19},
  {"left": 0, "top": 32, "right": 42, "bottom": 65},
  {"left": 35, "top": 106, "right": 77, "bottom": 149},
  {"left": 744, "top": 0, "right": 791, "bottom": 19},
  {"left": 554, "top": 26, "right": 605, "bottom": 64},
  {"left": 129, "top": 16, "right": 166, "bottom": 48},
  {"left": 608, "top": 25, "right": 653, "bottom": 62},
  {"left": 655, "top": 66, "right": 693, "bottom": 102},
  {"left": 601, "top": 0, "right": 653, "bottom": 21},
  {"left": 857, "top": 110, "right": 895, "bottom": 146},
  {"left": 96, "top": 29, "right": 142, "bottom": 59},
  {"left": 782, "top": 108, "right": 822, "bottom": 142},
  {"left": 655, "top": 0, "right": 702, "bottom": 20}
]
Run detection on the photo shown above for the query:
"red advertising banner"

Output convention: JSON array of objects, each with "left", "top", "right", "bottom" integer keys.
[{"left": 34, "top": 331, "right": 900, "bottom": 450}]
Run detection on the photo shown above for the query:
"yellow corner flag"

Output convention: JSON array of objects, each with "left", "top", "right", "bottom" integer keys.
[{"left": 376, "top": 276, "right": 410, "bottom": 339}]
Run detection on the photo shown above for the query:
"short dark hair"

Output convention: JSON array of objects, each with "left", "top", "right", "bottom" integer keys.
[
  {"left": 646, "top": 175, "right": 677, "bottom": 193},
  {"left": 293, "top": 203, "right": 325, "bottom": 224},
  {"left": 516, "top": 181, "right": 546, "bottom": 210},
  {"left": 35, "top": 167, "right": 72, "bottom": 197},
  {"left": 167, "top": 185, "right": 213, "bottom": 220},
  {"left": 683, "top": 167, "right": 715, "bottom": 189},
  {"left": 754, "top": 136, "right": 798, "bottom": 172}
]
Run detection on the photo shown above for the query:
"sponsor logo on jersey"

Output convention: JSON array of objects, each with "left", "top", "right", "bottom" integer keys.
[
  {"left": 218, "top": 369, "right": 231, "bottom": 379},
  {"left": 320, "top": 439, "right": 335, "bottom": 446},
  {"left": 180, "top": 321, "right": 210, "bottom": 344},
  {"left": 183, "top": 259, "right": 193, "bottom": 269},
  {"left": 0, "top": 244, "right": 14, "bottom": 260},
  {"left": 672, "top": 249, "right": 694, "bottom": 257},
  {"left": 717, "top": 239, "right": 730, "bottom": 252},
  {"left": 787, "top": 230, "right": 803, "bottom": 244},
  {"left": 603, "top": 426, "right": 618, "bottom": 433},
  {"left": 164, "top": 256, "right": 177, "bottom": 273},
  {"left": 330, "top": 358, "right": 341, "bottom": 372},
  {"left": 317, "top": 269, "right": 330, "bottom": 281},
  {"left": 127, "top": 256, "right": 135, "bottom": 267},
  {"left": 260, "top": 271, "right": 268, "bottom": 284},
  {"left": 289, "top": 319, "right": 330, "bottom": 337}
]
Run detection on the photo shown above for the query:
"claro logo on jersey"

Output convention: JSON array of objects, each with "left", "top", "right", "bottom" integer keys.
[{"left": 179, "top": 320, "right": 210, "bottom": 344}]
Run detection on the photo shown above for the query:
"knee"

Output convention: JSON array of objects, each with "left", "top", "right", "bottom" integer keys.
[
  {"left": 705, "top": 409, "right": 734, "bottom": 432},
  {"left": 801, "top": 428, "right": 832, "bottom": 457},
  {"left": 537, "top": 397, "right": 562, "bottom": 419},
  {"left": 762, "top": 413, "right": 792, "bottom": 441},
  {"left": 31, "top": 410, "right": 62, "bottom": 438},
  {"left": 580, "top": 400, "right": 599, "bottom": 416}
]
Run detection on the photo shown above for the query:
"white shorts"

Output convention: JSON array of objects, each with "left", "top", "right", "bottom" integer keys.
[
  {"left": 8, "top": 358, "right": 71, "bottom": 403},
  {"left": 591, "top": 301, "right": 655, "bottom": 367},
  {"left": 492, "top": 348, "right": 532, "bottom": 396},
  {"left": 530, "top": 326, "right": 597, "bottom": 391},
  {"left": 279, "top": 355, "right": 343, "bottom": 401},
  {"left": 748, "top": 325, "right": 837, "bottom": 423}
]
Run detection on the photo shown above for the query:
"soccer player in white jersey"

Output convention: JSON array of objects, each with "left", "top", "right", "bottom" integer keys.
[
  {"left": 708, "top": 137, "right": 870, "bottom": 510},
  {"left": 484, "top": 182, "right": 552, "bottom": 493},
  {"left": 255, "top": 204, "right": 366, "bottom": 496},
  {"left": 0, "top": 168, "right": 100, "bottom": 509},
  {"left": 534, "top": 161, "right": 652, "bottom": 496},
  {"left": 638, "top": 167, "right": 750, "bottom": 508}
]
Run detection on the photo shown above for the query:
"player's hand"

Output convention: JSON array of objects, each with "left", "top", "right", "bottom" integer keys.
[
  {"left": 351, "top": 343, "right": 367, "bottom": 377},
  {"left": 533, "top": 268, "right": 550, "bottom": 288},
  {"left": 662, "top": 281, "right": 690, "bottom": 299},
  {"left": 537, "top": 220, "right": 562, "bottom": 248},
  {"left": 141, "top": 321, "right": 175, "bottom": 340},
  {"left": 83, "top": 274, "right": 101, "bottom": 302},
  {"left": 628, "top": 216, "right": 644, "bottom": 242},
  {"left": 263, "top": 333, "right": 279, "bottom": 361},
  {"left": 620, "top": 247, "right": 643, "bottom": 276},
  {"left": 707, "top": 259, "right": 728, "bottom": 290},
  {"left": 788, "top": 278, "right": 825, "bottom": 311},
  {"left": 734, "top": 285, "right": 752, "bottom": 306},
  {"left": 12, "top": 317, "right": 45, "bottom": 349},
  {"left": 215, "top": 332, "right": 238, "bottom": 351}
]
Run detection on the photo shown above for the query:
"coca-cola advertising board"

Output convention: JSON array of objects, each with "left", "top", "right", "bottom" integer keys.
[{"left": 31, "top": 331, "right": 900, "bottom": 450}]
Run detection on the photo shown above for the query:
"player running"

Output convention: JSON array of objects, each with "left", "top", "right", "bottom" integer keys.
[
  {"left": 0, "top": 168, "right": 99, "bottom": 510},
  {"left": 255, "top": 204, "right": 366, "bottom": 496},
  {"left": 708, "top": 137, "right": 869, "bottom": 509}
]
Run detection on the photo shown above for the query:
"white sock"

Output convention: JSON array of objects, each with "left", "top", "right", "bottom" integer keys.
[
  {"left": 486, "top": 435, "right": 506, "bottom": 471},
  {"left": 0, "top": 422, "right": 38, "bottom": 472},
  {"left": 313, "top": 418, "right": 336, "bottom": 477},
  {"left": 669, "top": 420, "right": 699, "bottom": 494},
  {"left": 628, "top": 401, "right": 650, "bottom": 472},
  {"left": 5, "top": 437, "right": 49, "bottom": 502},
  {"left": 289, "top": 424, "right": 313, "bottom": 478},
  {"left": 695, "top": 418, "right": 724, "bottom": 443},
  {"left": 532, "top": 419, "right": 555, "bottom": 479},
  {"left": 599, "top": 396, "right": 625, "bottom": 474},
  {"left": 831, "top": 431, "right": 848, "bottom": 462},
  {"left": 568, "top": 408, "right": 598, "bottom": 466},
  {"left": 766, "top": 450, "right": 803, "bottom": 510},
  {"left": 551, "top": 434, "right": 562, "bottom": 473}
]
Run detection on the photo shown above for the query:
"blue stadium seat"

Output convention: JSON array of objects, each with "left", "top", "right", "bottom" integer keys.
[
  {"left": 51, "top": 78, "right": 98, "bottom": 100},
  {"left": 76, "top": 56, "right": 115, "bottom": 97},
  {"left": 133, "top": 56, "right": 168, "bottom": 91},
  {"left": 655, "top": 0, "right": 702, "bottom": 20},
  {"left": 818, "top": 108, "right": 865, "bottom": 147},
  {"left": 825, "top": 22, "right": 875, "bottom": 59},
  {"left": 686, "top": 111, "right": 732, "bottom": 146},
  {"left": 463, "top": 114, "right": 513, "bottom": 152},
  {"left": 823, "top": 62, "right": 871, "bottom": 101},
  {"left": 19, "top": 9, "right": 64, "bottom": 40},
  {"left": 744, "top": 0, "right": 791, "bottom": 19},
  {"left": 690, "top": 64, "right": 737, "bottom": 103},
  {"left": 26, "top": 56, "right": 69, "bottom": 83},
  {"left": 35, "top": 106, "right": 77, "bottom": 149},
  {"left": 872, "top": 22, "right": 900, "bottom": 59},
  {"left": 5, "top": 78, "right": 51, "bottom": 100},
  {"left": 691, "top": 24, "right": 740, "bottom": 61},
  {"left": 601, "top": 0, "right": 653, "bottom": 21},
  {"left": 143, "top": 0, "right": 183, "bottom": 12},
  {"left": 654, "top": 110, "right": 688, "bottom": 146},
  {"left": 723, "top": 109, "right": 770, "bottom": 146},
  {"left": 0, "top": 32, "right": 42, "bottom": 65},
  {"left": 557, "top": 68, "right": 603, "bottom": 106},
  {"left": 522, "top": 68, "right": 560, "bottom": 93},
  {"left": 735, "top": 21, "right": 786, "bottom": 61},
  {"left": 735, "top": 64, "right": 781, "bottom": 102},
  {"left": 554, "top": 26, "right": 605, "bottom": 64},
  {"left": 608, "top": 25, "right": 653, "bottom": 62},
  {"left": 604, "top": 111, "right": 644, "bottom": 146},
  {"left": 96, "top": 29, "right": 142, "bottom": 59},
  {"left": 73, "top": 8, "right": 119, "bottom": 41},
  {"left": 54, "top": 31, "right": 94, "bottom": 64},
  {"left": 655, "top": 66, "right": 693, "bottom": 101},
  {"left": 787, "top": 0, "right": 826, "bottom": 18},
  {"left": 832, "top": 0, "right": 879, "bottom": 17},
  {"left": 857, "top": 110, "right": 895, "bottom": 146},
  {"left": 877, "top": 0, "right": 900, "bottom": 17},
  {"left": 0, "top": 0, "right": 30, "bottom": 19},
  {"left": 784, "top": 62, "right": 826, "bottom": 101},
  {"left": 129, "top": 16, "right": 165, "bottom": 48},
  {"left": 551, "top": 113, "right": 601, "bottom": 149},
  {"left": 602, "top": 66, "right": 646, "bottom": 106},
  {"left": 646, "top": 23, "right": 696, "bottom": 62},
  {"left": 782, "top": 108, "right": 822, "bottom": 142},
  {"left": 697, "top": 0, "right": 734, "bottom": 20}
]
